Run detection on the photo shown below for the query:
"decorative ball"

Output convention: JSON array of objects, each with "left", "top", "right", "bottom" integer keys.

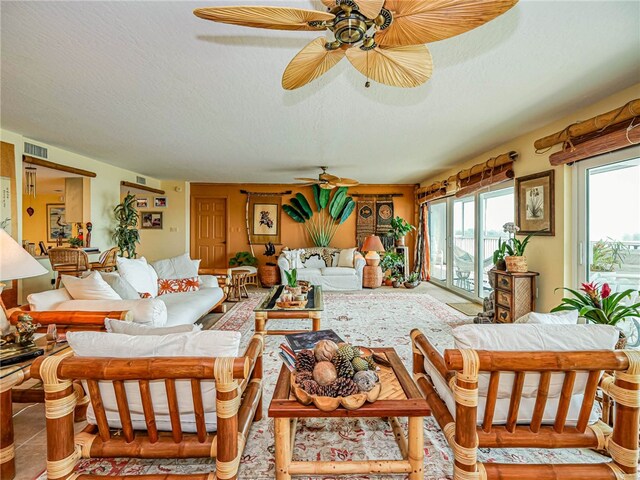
[
  {"left": 353, "top": 370, "right": 378, "bottom": 392},
  {"left": 313, "top": 361, "right": 338, "bottom": 386},
  {"left": 314, "top": 339, "right": 338, "bottom": 362}
]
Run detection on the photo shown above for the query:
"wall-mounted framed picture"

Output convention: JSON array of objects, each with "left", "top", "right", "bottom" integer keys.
[
  {"left": 249, "top": 195, "right": 281, "bottom": 245},
  {"left": 136, "top": 197, "right": 149, "bottom": 208},
  {"left": 141, "top": 211, "right": 163, "bottom": 230},
  {"left": 515, "top": 169, "right": 555, "bottom": 236},
  {"left": 154, "top": 196, "right": 167, "bottom": 208},
  {"left": 46, "top": 204, "right": 72, "bottom": 242}
]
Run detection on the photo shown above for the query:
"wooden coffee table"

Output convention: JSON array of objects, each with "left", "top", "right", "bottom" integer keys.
[
  {"left": 268, "top": 347, "right": 430, "bottom": 479},
  {"left": 254, "top": 285, "right": 323, "bottom": 336}
]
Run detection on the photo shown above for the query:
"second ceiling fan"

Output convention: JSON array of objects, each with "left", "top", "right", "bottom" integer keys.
[{"left": 194, "top": 0, "right": 518, "bottom": 90}]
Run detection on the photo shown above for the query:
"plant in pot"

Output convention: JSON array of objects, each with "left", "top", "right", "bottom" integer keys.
[
  {"left": 492, "top": 238, "right": 508, "bottom": 271},
  {"left": 68, "top": 236, "right": 83, "bottom": 248},
  {"left": 113, "top": 193, "right": 140, "bottom": 258},
  {"left": 391, "top": 274, "right": 403, "bottom": 288},
  {"left": 259, "top": 242, "right": 280, "bottom": 287},
  {"left": 502, "top": 222, "right": 535, "bottom": 273},
  {"left": 229, "top": 251, "right": 258, "bottom": 267},
  {"left": 387, "top": 216, "right": 415, "bottom": 247},
  {"left": 284, "top": 268, "right": 302, "bottom": 296},
  {"left": 380, "top": 251, "right": 404, "bottom": 286},
  {"left": 404, "top": 271, "right": 421, "bottom": 289},
  {"left": 552, "top": 282, "right": 640, "bottom": 349}
]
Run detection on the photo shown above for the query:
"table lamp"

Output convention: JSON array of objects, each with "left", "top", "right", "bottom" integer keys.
[
  {"left": 361, "top": 235, "right": 385, "bottom": 266},
  {"left": 0, "top": 228, "right": 48, "bottom": 335}
]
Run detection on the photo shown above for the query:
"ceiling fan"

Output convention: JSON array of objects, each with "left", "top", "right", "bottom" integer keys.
[
  {"left": 194, "top": 0, "right": 518, "bottom": 90},
  {"left": 295, "top": 166, "right": 359, "bottom": 189}
]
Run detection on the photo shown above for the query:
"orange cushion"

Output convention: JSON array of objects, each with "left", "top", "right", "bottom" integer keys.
[{"left": 157, "top": 277, "right": 200, "bottom": 296}]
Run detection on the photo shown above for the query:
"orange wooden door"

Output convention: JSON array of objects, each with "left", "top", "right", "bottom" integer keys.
[{"left": 190, "top": 197, "right": 227, "bottom": 269}]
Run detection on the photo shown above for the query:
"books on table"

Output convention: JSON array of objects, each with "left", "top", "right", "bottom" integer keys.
[{"left": 278, "top": 329, "right": 345, "bottom": 371}]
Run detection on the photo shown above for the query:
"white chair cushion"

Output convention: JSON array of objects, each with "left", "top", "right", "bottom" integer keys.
[
  {"left": 116, "top": 256, "right": 158, "bottom": 297},
  {"left": 27, "top": 288, "right": 72, "bottom": 311},
  {"left": 321, "top": 267, "right": 356, "bottom": 277},
  {"left": 104, "top": 318, "right": 200, "bottom": 335},
  {"left": 99, "top": 272, "right": 140, "bottom": 300},
  {"left": 61, "top": 271, "right": 121, "bottom": 301},
  {"left": 514, "top": 310, "right": 579, "bottom": 325},
  {"left": 152, "top": 253, "right": 199, "bottom": 280},
  {"left": 54, "top": 298, "right": 167, "bottom": 326},
  {"left": 68, "top": 330, "right": 241, "bottom": 433},
  {"left": 337, "top": 248, "right": 356, "bottom": 268}
]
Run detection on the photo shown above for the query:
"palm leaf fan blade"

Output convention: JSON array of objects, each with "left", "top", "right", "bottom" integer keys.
[
  {"left": 346, "top": 45, "right": 432, "bottom": 88},
  {"left": 193, "top": 6, "right": 334, "bottom": 31},
  {"left": 282, "top": 37, "right": 346, "bottom": 90},
  {"left": 376, "top": 0, "right": 518, "bottom": 46},
  {"left": 283, "top": 204, "right": 305, "bottom": 223},
  {"left": 354, "top": 0, "right": 385, "bottom": 19},
  {"left": 295, "top": 193, "right": 314, "bottom": 218}
]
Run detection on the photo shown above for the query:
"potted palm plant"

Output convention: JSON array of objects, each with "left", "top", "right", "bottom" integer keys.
[
  {"left": 387, "top": 216, "right": 415, "bottom": 247},
  {"left": 552, "top": 282, "right": 640, "bottom": 348},
  {"left": 113, "top": 193, "right": 140, "bottom": 258},
  {"left": 502, "top": 222, "right": 535, "bottom": 273}
]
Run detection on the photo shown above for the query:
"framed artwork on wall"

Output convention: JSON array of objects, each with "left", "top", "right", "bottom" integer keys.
[
  {"left": 515, "top": 169, "right": 555, "bottom": 236},
  {"left": 136, "top": 197, "right": 149, "bottom": 208},
  {"left": 141, "top": 211, "right": 163, "bottom": 229},
  {"left": 249, "top": 195, "right": 281, "bottom": 244},
  {"left": 154, "top": 196, "right": 167, "bottom": 208},
  {"left": 46, "top": 204, "right": 72, "bottom": 242}
]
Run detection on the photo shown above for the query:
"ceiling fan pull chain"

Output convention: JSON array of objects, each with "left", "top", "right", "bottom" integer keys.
[{"left": 365, "top": 50, "right": 371, "bottom": 88}]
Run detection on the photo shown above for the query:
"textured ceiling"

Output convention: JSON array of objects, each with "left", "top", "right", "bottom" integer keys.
[{"left": 1, "top": 1, "right": 639, "bottom": 184}]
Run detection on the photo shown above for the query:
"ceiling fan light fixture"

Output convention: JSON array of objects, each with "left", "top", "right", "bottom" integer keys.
[{"left": 333, "top": 13, "right": 368, "bottom": 44}]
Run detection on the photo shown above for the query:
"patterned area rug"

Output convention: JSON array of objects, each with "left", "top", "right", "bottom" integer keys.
[{"left": 61, "top": 291, "right": 605, "bottom": 479}]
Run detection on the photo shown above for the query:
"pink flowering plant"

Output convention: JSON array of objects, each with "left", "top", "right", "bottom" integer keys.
[{"left": 552, "top": 282, "right": 640, "bottom": 326}]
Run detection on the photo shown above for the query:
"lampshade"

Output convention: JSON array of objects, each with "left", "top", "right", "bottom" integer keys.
[
  {"left": 361, "top": 235, "right": 385, "bottom": 252},
  {"left": 0, "top": 228, "right": 48, "bottom": 281}
]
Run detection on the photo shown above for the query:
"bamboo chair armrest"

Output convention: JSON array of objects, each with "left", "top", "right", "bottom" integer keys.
[
  {"left": 411, "top": 329, "right": 454, "bottom": 382},
  {"left": 239, "top": 335, "right": 264, "bottom": 391}
]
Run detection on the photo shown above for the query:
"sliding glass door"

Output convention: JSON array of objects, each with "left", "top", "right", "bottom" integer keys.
[
  {"left": 453, "top": 196, "right": 476, "bottom": 294},
  {"left": 428, "top": 200, "right": 448, "bottom": 282}
]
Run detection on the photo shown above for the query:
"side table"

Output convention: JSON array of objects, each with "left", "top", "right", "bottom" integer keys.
[{"left": 363, "top": 265, "right": 383, "bottom": 289}]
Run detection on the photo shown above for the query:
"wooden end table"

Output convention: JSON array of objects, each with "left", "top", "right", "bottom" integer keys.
[
  {"left": 254, "top": 285, "right": 323, "bottom": 336},
  {"left": 268, "top": 347, "right": 430, "bottom": 479},
  {"left": 0, "top": 338, "right": 71, "bottom": 480}
]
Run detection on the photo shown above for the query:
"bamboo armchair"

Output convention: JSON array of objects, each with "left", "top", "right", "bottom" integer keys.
[
  {"left": 31, "top": 334, "right": 264, "bottom": 480},
  {"left": 411, "top": 329, "right": 639, "bottom": 480},
  {"left": 49, "top": 247, "right": 90, "bottom": 288},
  {"left": 89, "top": 247, "right": 119, "bottom": 272}
]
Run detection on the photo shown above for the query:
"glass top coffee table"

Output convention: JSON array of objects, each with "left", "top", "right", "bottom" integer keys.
[{"left": 254, "top": 285, "right": 324, "bottom": 335}]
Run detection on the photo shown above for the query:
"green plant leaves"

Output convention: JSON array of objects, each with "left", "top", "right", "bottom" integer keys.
[
  {"left": 329, "top": 187, "right": 348, "bottom": 219},
  {"left": 339, "top": 197, "right": 355, "bottom": 224},
  {"left": 283, "top": 204, "right": 305, "bottom": 223},
  {"left": 295, "top": 193, "right": 313, "bottom": 218}
]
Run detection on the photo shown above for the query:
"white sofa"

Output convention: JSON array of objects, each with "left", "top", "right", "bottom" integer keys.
[
  {"left": 27, "top": 254, "right": 225, "bottom": 327},
  {"left": 277, "top": 247, "right": 365, "bottom": 291}
]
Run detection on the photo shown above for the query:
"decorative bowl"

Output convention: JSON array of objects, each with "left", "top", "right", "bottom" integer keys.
[
  {"left": 276, "top": 300, "right": 307, "bottom": 309},
  {"left": 290, "top": 372, "right": 381, "bottom": 412}
]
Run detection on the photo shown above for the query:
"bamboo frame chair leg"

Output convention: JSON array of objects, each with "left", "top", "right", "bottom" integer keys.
[
  {"left": 310, "top": 312, "right": 321, "bottom": 332},
  {"left": 407, "top": 416, "right": 424, "bottom": 480},
  {"left": 274, "top": 418, "right": 291, "bottom": 480},
  {"left": 0, "top": 387, "right": 16, "bottom": 480},
  {"left": 215, "top": 360, "right": 241, "bottom": 480}
]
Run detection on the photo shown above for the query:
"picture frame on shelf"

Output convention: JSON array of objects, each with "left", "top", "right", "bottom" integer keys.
[
  {"left": 154, "top": 196, "right": 167, "bottom": 208},
  {"left": 136, "top": 197, "right": 149, "bottom": 209},
  {"left": 515, "top": 169, "right": 555, "bottom": 236},
  {"left": 141, "top": 211, "right": 163, "bottom": 230}
]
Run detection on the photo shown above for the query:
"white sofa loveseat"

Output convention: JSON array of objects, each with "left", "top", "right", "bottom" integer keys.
[
  {"left": 26, "top": 254, "right": 225, "bottom": 327},
  {"left": 277, "top": 247, "right": 365, "bottom": 291}
]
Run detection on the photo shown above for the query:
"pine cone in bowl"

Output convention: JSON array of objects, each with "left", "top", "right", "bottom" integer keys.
[
  {"left": 334, "top": 377, "right": 359, "bottom": 397},
  {"left": 316, "top": 383, "right": 338, "bottom": 398},
  {"left": 295, "top": 371, "right": 313, "bottom": 385},
  {"left": 295, "top": 350, "right": 316, "bottom": 372},
  {"left": 300, "top": 379, "right": 319, "bottom": 395},
  {"left": 332, "top": 355, "right": 355, "bottom": 379}
]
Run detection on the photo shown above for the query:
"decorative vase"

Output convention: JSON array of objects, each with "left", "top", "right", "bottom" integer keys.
[
  {"left": 392, "top": 280, "right": 402, "bottom": 288},
  {"left": 495, "top": 259, "right": 507, "bottom": 271},
  {"left": 395, "top": 236, "right": 405, "bottom": 247},
  {"left": 383, "top": 278, "right": 393, "bottom": 287},
  {"left": 505, "top": 256, "right": 527, "bottom": 273},
  {"left": 616, "top": 330, "right": 627, "bottom": 350},
  {"left": 285, "top": 285, "right": 302, "bottom": 296},
  {"left": 259, "top": 264, "right": 280, "bottom": 287}
]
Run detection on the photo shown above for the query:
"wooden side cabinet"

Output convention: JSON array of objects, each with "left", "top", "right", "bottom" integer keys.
[{"left": 493, "top": 270, "right": 539, "bottom": 323}]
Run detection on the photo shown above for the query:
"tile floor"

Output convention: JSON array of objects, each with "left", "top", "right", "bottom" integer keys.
[{"left": 9, "top": 282, "right": 473, "bottom": 480}]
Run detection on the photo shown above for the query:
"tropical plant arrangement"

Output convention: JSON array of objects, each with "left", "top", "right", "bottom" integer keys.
[
  {"left": 68, "top": 236, "right": 83, "bottom": 248},
  {"left": 492, "top": 238, "right": 508, "bottom": 271},
  {"left": 552, "top": 282, "right": 640, "bottom": 348},
  {"left": 387, "top": 216, "right": 415, "bottom": 246},
  {"left": 379, "top": 251, "right": 404, "bottom": 285},
  {"left": 113, "top": 193, "right": 140, "bottom": 258},
  {"left": 502, "top": 222, "right": 536, "bottom": 273},
  {"left": 229, "top": 251, "right": 258, "bottom": 267},
  {"left": 591, "top": 238, "right": 629, "bottom": 272},
  {"left": 283, "top": 185, "right": 355, "bottom": 247},
  {"left": 404, "top": 271, "right": 421, "bottom": 289}
]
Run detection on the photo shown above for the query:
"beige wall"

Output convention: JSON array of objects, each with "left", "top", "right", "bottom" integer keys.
[
  {"left": 21, "top": 193, "right": 64, "bottom": 248},
  {"left": 420, "top": 83, "right": 640, "bottom": 311}
]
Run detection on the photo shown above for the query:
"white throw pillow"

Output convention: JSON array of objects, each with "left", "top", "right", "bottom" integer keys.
[
  {"left": 27, "top": 288, "right": 73, "bottom": 311},
  {"left": 67, "top": 330, "right": 241, "bottom": 433},
  {"left": 152, "top": 254, "right": 199, "bottom": 280},
  {"left": 116, "top": 256, "right": 158, "bottom": 297},
  {"left": 61, "top": 271, "right": 121, "bottom": 301},
  {"left": 99, "top": 272, "right": 140, "bottom": 300},
  {"left": 104, "top": 318, "right": 200, "bottom": 335},
  {"left": 337, "top": 248, "right": 356, "bottom": 268},
  {"left": 54, "top": 298, "right": 167, "bottom": 326},
  {"left": 515, "top": 310, "right": 579, "bottom": 325}
]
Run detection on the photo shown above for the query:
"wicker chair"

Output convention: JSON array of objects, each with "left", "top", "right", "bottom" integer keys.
[
  {"left": 411, "top": 328, "right": 639, "bottom": 480},
  {"left": 48, "top": 247, "right": 90, "bottom": 288},
  {"left": 89, "top": 247, "right": 119, "bottom": 272},
  {"left": 32, "top": 334, "right": 264, "bottom": 480}
]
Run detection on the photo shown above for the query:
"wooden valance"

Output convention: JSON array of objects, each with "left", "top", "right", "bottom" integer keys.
[
  {"left": 23, "top": 155, "right": 97, "bottom": 178},
  {"left": 350, "top": 193, "right": 404, "bottom": 198},
  {"left": 120, "top": 181, "right": 165, "bottom": 195},
  {"left": 534, "top": 99, "right": 640, "bottom": 151},
  {"left": 416, "top": 181, "right": 448, "bottom": 202}
]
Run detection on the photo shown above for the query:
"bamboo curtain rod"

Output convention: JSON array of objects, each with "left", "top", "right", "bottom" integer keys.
[
  {"left": 350, "top": 193, "right": 404, "bottom": 198},
  {"left": 120, "top": 181, "right": 165, "bottom": 195},
  {"left": 23, "top": 155, "right": 97, "bottom": 178},
  {"left": 240, "top": 190, "right": 292, "bottom": 196},
  {"left": 534, "top": 99, "right": 640, "bottom": 151}
]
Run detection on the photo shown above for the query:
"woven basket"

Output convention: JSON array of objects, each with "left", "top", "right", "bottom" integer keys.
[
  {"left": 258, "top": 265, "right": 280, "bottom": 287},
  {"left": 505, "top": 256, "right": 528, "bottom": 273}
]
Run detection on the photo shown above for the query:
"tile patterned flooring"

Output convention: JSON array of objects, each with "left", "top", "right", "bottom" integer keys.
[{"left": 10, "top": 282, "right": 472, "bottom": 480}]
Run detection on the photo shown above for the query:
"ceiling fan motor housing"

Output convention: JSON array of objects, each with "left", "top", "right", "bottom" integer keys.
[{"left": 333, "top": 11, "right": 368, "bottom": 44}]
